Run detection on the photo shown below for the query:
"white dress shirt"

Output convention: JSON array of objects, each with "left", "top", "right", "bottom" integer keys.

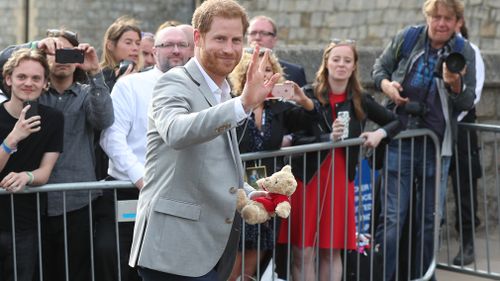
[
  {"left": 193, "top": 57, "right": 247, "bottom": 119},
  {"left": 100, "top": 67, "right": 163, "bottom": 183}
]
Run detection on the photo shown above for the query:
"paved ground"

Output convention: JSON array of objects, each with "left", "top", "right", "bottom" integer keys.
[
  {"left": 436, "top": 269, "right": 493, "bottom": 281},
  {"left": 436, "top": 228, "right": 500, "bottom": 280}
]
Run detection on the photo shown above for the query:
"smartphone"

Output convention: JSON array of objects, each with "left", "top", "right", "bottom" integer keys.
[
  {"left": 117, "top": 60, "right": 136, "bottom": 77},
  {"left": 337, "top": 111, "right": 350, "bottom": 140},
  {"left": 55, "top": 48, "right": 84, "bottom": 64},
  {"left": 23, "top": 100, "right": 39, "bottom": 119},
  {"left": 271, "top": 83, "right": 294, "bottom": 99}
]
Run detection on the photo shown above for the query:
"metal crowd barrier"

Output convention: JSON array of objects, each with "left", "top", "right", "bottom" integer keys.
[
  {"left": 5, "top": 127, "right": 499, "bottom": 281},
  {"left": 437, "top": 123, "right": 500, "bottom": 280}
]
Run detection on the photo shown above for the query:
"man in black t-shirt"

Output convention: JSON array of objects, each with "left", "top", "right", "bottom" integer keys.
[{"left": 0, "top": 48, "right": 63, "bottom": 281}]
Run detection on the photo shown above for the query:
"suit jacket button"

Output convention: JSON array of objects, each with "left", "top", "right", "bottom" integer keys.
[
  {"left": 229, "top": 187, "right": 237, "bottom": 194},
  {"left": 225, "top": 218, "right": 233, "bottom": 224}
]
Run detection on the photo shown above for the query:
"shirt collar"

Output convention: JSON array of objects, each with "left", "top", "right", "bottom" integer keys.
[
  {"left": 48, "top": 82, "right": 80, "bottom": 96},
  {"left": 193, "top": 57, "right": 231, "bottom": 103}
]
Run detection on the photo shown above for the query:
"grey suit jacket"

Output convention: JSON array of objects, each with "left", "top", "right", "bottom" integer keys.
[{"left": 129, "top": 58, "right": 251, "bottom": 279}]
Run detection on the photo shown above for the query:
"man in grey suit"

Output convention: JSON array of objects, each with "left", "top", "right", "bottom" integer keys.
[{"left": 128, "top": 0, "right": 281, "bottom": 280}]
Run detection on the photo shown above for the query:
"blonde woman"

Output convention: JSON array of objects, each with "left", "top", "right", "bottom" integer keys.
[{"left": 228, "top": 48, "right": 314, "bottom": 281}]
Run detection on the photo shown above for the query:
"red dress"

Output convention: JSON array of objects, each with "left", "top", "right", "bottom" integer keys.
[{"left": 278, "top": 92, "right": 356, "bottom": 250}]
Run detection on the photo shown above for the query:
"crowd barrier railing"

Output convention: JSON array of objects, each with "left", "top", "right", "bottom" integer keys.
[
  {"left": 437, "top": 122, "right": 500, "bottom": 280},
  {"left": 1, "top": 128, "right": 479, "bottom": 281}
]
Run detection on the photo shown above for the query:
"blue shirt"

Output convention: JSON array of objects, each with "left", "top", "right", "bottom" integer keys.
[{"left": 401, "top": 47, "right": 445, "bottom": 141}]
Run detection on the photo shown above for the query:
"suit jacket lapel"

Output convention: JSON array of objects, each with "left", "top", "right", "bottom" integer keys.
[
  {"left": 184, "top": 59, "right": 244, "bottom": 186},
  {"left": 183, "top": 59, "right": 217, "bottom": 107},
  {"left": 228, "top": 128, "right": 245, "bottom": 186}
]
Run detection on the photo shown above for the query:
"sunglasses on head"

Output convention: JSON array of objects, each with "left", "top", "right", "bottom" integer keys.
[
  {"left": 46, "top": 29, "right": 79, "bottom": 46},
  {"left": 331, "top": 38, "right": 356, "bottom": 45},
  {"left": 243, "top": 47, "right": 272, "bottom": 55}
]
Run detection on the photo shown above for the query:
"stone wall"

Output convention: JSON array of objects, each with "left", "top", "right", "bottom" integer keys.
[
  {"left": 1, "top": 0, "right": 500, "bottom": 51},
  {"left": 239, "top": 0, "right": 500, "bottom": 50},
  {"left": 0, "top": 0, "right": 196, "bottom": 53}
]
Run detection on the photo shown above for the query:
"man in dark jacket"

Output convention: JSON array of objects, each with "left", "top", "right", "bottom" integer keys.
[{"left": 371, "top": 0, "right": 476, "bottom": 280}]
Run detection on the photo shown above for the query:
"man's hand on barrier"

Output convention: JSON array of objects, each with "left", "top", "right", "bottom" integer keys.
[
  {"left": 0, "top": 171, "right": 29, "bottom": 193},
  {"left": 360, "top": 129, "right": 386, "bottom": 148}
]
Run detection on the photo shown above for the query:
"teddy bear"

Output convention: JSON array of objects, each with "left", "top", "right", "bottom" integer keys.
[{"left": 236, "top": 165, "right": 297, "bottom": 225}]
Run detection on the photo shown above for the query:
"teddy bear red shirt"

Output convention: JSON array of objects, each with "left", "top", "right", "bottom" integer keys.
[{"left": 252, "top": 193, "right": 289, "bottom": 213}]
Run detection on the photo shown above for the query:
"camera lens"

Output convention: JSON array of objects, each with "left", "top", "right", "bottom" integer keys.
[{"left": 445, "top": 52, "right": 466, "bottom": 73}]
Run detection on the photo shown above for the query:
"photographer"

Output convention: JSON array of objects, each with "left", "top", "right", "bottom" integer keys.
[
  {"left": 371, "top": 0, "right": 476, "bottom": 280},
  {"left": 0, "top": 29, "right": 113, "bottom": 281}
]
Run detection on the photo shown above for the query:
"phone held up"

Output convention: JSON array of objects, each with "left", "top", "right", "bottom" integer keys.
[
  {"left": 270, "top": 83, "right": 294, "bottom": 100},
  {"left": 55, "top": 48, "right": 84, "bottom": 64},
  {"left": 117, "top": 60, "right": 136, "bottom": 77},
  {"left": 23, "top": 100, "right": 39, "bottom": 119}
]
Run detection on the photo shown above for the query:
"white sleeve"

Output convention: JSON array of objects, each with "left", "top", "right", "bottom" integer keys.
[
  {"left": 472, "top": 43, "right": 484, "bottom": 105},
  {"left": 100, "top": 79, "right": 144, "bottom": 183}
]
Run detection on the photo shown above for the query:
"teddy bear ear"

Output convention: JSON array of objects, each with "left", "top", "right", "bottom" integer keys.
[{"left": 281, "top": 165, "right": 292, "bottom": 173}]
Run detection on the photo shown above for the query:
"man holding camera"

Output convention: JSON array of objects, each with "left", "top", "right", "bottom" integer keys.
[
  {"left": 372, "top": 0, "right": 475, "bottom": 280},
  {"left": 0, "top": 29, "right": 113, "bottom": 281}
]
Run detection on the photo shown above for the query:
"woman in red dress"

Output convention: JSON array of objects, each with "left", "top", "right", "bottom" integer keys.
[{"left": 278, "top": 41, "right": 401, "bottom": 281}]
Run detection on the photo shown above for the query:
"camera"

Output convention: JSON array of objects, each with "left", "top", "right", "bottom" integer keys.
[
  {"left": 55, "top": 48, "right": 84, "bottom": 64},
  {"left": 404, "top": 101, "right": 428, "bottom": 129},
  {"left": 117, "top": 60, "right": 136, "bottom": 77},
  {"left": 435, "top": 52, "right": 466, "bottom": 77}
]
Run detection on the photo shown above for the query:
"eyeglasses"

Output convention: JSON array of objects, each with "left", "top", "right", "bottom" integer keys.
[
  {"left": 248, "top": 30, "right": 276, "bottom": 37},
  {"left": 331, "top": 38, "right": 356, "bottom": 45},
  {"left": 244, "top": 47, "right": 273, "bottom": 55},
  {"left": 155, "top": 42, "right": 189, "bottom": 50},
  {"left": 46, "top": 29, "right": 79, "bottom": 46}
]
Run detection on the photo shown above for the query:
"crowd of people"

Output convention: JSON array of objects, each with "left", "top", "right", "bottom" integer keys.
[{"left": 0, "top": 0, "right": 484, "bottom": 280}]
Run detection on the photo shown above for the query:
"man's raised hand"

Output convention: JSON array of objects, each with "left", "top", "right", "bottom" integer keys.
[{"left": 240, "top": 46, "right": 281, "bottom": 112}]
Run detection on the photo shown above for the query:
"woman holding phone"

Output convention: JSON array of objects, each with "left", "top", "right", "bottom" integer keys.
[
  {"left": 100, "top": 16, "right": 142, "bottom": 90},
  {"left": 278, "top": 40, "right": 402, "bottom": 281},
  {"left": 227, "top": 48, "right": 314, "bottom": 281}
]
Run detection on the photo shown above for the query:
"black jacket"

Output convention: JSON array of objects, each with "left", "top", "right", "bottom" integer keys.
[{"left": 293, "top": 86, "right": 402, "bottom": 182}]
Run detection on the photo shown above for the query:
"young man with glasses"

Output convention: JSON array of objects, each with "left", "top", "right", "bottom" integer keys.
[
  {"left": 95, "top": 25, "right": 190, "bottom": 281},
  {"left": 0, "top": 28, "right": 114, "bottom": 281},
  {"left": 247, "top": 15, "right": 307, "bottom": 87}
]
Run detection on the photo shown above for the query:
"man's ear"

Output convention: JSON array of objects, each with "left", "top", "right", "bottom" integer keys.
[{"left": 193, "top": 29, "right": 202, "bottom": 48}]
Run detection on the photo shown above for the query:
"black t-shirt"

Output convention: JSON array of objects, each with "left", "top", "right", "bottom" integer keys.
[{"left": 0, "top": 101, "right": 64, "bottom": 231}]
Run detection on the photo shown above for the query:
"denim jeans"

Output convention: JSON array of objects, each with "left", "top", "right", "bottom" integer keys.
[
  {"left": 439, "top": 155, "right": 452, "bottom": 219},
  {"left": 375, "top": 137, "right": 438, "bottom": 281}
]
